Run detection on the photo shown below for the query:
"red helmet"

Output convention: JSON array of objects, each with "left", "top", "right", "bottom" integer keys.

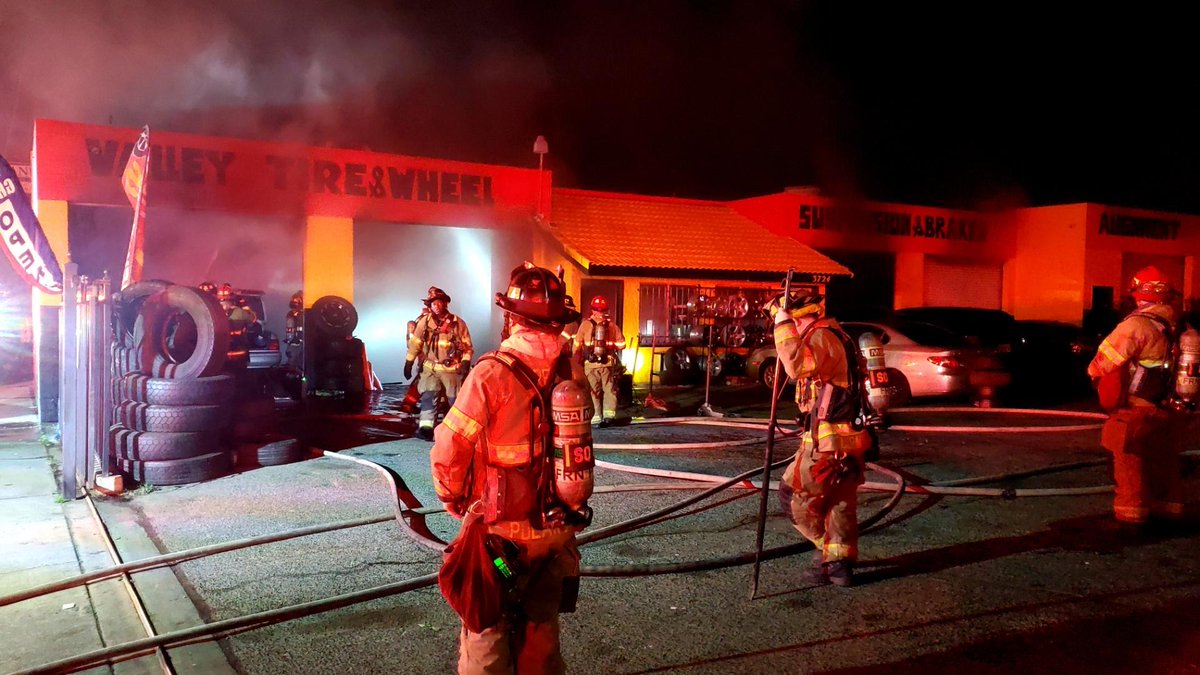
[
  {"left": 217, "top": 283, "right": 233, "bottom": 301},
  {"left": 1130, "top": 265, "right": 1175, "bottom": 302},
  {"left": 590, "top": 296, "right": 608, "bottom": 313},
  {"left": 495, "top": 262, "right": 581, "bottom": 329}
]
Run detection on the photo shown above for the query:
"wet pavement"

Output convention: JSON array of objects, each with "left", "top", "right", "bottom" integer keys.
[{"left": 4, "top": 382, "right": 1200, "bottom": 674}]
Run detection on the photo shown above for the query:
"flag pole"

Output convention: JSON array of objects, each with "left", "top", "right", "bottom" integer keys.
[{"left": 121, "top": 126, "right": 150, "bottom": 291}]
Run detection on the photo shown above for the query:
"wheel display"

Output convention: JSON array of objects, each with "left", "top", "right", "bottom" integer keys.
[{"left": 721, "top": 322, "right": 747, "bottom": 348}]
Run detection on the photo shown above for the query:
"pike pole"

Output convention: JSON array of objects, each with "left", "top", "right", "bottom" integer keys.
[{"left": 750, "top": 266, "right": 793, "bottom": 599}]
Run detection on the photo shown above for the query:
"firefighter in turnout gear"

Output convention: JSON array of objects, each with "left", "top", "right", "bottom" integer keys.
[
  {"left": 1088, "top": 265, "right": 1188, "bottom": 530},
  {"left": 575, "top": 295, "right": 626, "bottom": 426},
  {"left": 771, "top": 289, "right": 874, "bottom": 587},
  {"left": 432, "top": 262, "right": 588, "bottom": 674},
  {"left": 407, "top": 287, "right": 474, "bottom": 441}
]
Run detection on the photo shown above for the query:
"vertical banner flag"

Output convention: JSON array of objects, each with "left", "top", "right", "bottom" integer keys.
[
  {"left": 0, "top": 154, "right": 63, "bottom": 294},
  {"left": 120, "top": 125, "right": 150, "bottom": 289}
]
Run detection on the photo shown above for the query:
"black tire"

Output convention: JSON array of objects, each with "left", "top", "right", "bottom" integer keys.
[
  {"left": 120, "top": 373, "right": 233, "bottom": 406},
  {"left": 759, "top": 358, "right": 795, "bottom": 391},
  {"left": 119, "top": 452, "right": 230, "bottom": 486},
  {"left": 322, "top": 337, "right": 364, "bottom": 359},
  {"left": 317, "top": 357, "right": 365, "bottom": 378},
  {"left": 235, "top": 434, "right": 307, "bottom": 468},
  {"left": 659, "top": 347, "right": 692, "bottom": 386},
  {"left": 116, "top": 401, "right": 228, "bottom": 433},
  {"left": 111, "top": 345, "right": 142, "bottom": 377},
  {"left": 308, "top": 296, "right": 358, "bottom": 338},
  {"left": 135, "top": 286, "right": 229, "bottom": 379},
  {"left": 113, "top": 279, "right": 171, "bottom": 348},
  {"left": 110, "top": 423, "right": 222, "bottom": 461}
]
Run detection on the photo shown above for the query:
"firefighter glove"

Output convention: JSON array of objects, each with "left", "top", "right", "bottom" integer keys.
[{"left": 404, "top": 358, "right": 416, "bottom": 380}]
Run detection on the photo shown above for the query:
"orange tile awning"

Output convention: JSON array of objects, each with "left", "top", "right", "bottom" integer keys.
[{"left": 547, "top": 188, "right": 851, "bottom": 277}]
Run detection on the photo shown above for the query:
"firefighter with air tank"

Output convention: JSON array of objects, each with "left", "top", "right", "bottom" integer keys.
[
  {"left": 574, "top": 295, "right": 626, "bottom": 426},
  {"left": 431, "top": 262, "right": 593, "bottom": 674},
  {"left": 768, "top": 286, "right": 889, "bottom": 588},
  {"left": 406, "top": 287, "right": 473, "bottom": 441},
  {"left": 1088, "top": 265, "right": 1198, "bottom": 532}
]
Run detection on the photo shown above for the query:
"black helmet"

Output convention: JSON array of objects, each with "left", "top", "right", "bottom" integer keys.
[
  {"left": 423, "top": 286, "right": 451, "bottom": 306},
  {"left": 495, "top": 262, "right": 580, "bottom": 329}
]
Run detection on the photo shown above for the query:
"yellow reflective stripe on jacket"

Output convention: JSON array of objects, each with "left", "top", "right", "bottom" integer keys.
[
  {"left": 488, "top": 441, "right": 529, "bottom": 466},
  {"left": 1096, "top": 339, "right": 1126, "bottom": 366},
  {"left": 442, "top": 407, "right": 482, "bottom": 442},
  {"left": 774, "top": 321, "right": 799, "bottom": 345}
]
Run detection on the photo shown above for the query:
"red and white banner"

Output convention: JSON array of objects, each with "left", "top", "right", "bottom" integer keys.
[{"left": 120, "top": 125, "right": 150, "bottom": 289}]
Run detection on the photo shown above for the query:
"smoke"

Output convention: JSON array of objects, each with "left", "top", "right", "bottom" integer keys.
[{"left": 0, "top": 1, "right": 544, "bottom": 158}]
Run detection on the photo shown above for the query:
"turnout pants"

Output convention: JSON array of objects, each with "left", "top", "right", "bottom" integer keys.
[
  {"left": 584, "top": 363, "right": 618, "bottom": 422},
  {"left": 779, "top": 437, "right": 862, "bottom": 563},
  {"left": 418, "top": 365, "right": 462, "bottom": 428},
  {"left": 1101, "top": 406, "right": 1186, "bottom": 523},
  {"left": 458, "top": 537, "right": 580, "bottom": 675}
]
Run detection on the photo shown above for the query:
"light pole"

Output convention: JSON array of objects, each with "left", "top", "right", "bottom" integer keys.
[{"left": 533, "top": 135, "right": 548, "bottom": 219}]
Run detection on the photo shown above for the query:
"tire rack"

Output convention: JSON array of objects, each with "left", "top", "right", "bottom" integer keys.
[{"left": 59, "top": 264, "right": 113, "bottom": 499}]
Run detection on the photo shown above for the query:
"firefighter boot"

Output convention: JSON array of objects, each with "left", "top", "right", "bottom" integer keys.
[
  {"left": 824, "top": 560, "right": 854, "bottom": 588},
  {"left": 802, "top": 552, "right": 829, "bottom": 586},
  {"left": 416, "top": 425, "right": 435, "bottom": 441}
]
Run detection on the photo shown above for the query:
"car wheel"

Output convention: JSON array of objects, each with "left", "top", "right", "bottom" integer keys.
[
  {"left": 759, "top": 357, "right": 778, "bottom": 389},
  {"left": 659, "top": 347, "right": 692, "bottom": 385},
  {"left": 309, "top": 296, "right": 358, "bottom": 338}
]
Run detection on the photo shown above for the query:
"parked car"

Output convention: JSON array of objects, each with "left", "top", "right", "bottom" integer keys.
[
  {"left": 745, "top": 318, "right": 978, "bottom": 403},
  {"left": 889, "top": 307, "right": 1016, "bottom": 353},
  {"left": 1010, "top": 320, "right": 1096, "bottom": 399}
]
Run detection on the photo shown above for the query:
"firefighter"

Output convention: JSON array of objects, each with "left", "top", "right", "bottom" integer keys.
[
  {"left": 398, "top": 290, "right": 437, "bottom": 416},
  {"left": 770, "top": 289, "right": 874, "bottom": 587},
  {"left": 574, "top": 296, "right": 626, "bottom": 426},
  {"left": 1087, "top": 265, "right": 1187, "bottom": 531},
  {"left": 431, "top": 262, "right": 585, "bottom": 674},
  {"left": 406, "top": 287, "right": 473, "bottom": 441}
]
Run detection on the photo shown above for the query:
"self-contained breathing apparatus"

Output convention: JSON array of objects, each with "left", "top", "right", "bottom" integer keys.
[
  {"left": 478, "top": 351, "right": 595, "bottom": 530},
  {"left": 795, "top": 320, "right": 886, "bottom": 479},
  {"left": 1127, "top": 312, "right": 1200, "bottom": 411},
  {"left": 587, "top": 319, "right": 611, "bottom": 364}
]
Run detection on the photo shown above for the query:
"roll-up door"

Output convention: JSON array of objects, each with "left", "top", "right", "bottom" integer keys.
[{"left": 923, "top": 256, "right": 1002, "bottom": 308}]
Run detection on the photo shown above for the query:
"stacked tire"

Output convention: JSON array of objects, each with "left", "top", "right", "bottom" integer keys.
[
  {"left": 228, "top": 391, "right": 308, "bottom": 468},
  {"left": 110, "top": 284, "right": 234, "bottom": 485},
  {"left": 304, "top": 296, "right": 366, "bottom": 397}
]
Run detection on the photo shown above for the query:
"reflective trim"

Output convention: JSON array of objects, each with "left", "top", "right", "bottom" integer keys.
[
  {"left": 1137, "top": 358, "right": 1169, "bottom": 367},
  {"left": 1114, "top": 505, "right": 1149, "bottom": 522},
  {"left": 489, "top": 441, "right": 530, "bottom": 465},
  {"left": 443, "top": 407, "right": 481, "bottom": 441},
  {"left": 1097, "top": 340, "right": 1125, "bottom": 365},
  {"left": 774, "top": 323, "right": 799, "bottom": 343},
  {"left": 823, "top": 541, "right": 856, "bottom": 559}
]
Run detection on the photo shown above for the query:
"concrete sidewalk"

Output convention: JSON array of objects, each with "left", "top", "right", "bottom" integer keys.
[{"left": 0, "top": 382, "right": 233, "bottom": 674}]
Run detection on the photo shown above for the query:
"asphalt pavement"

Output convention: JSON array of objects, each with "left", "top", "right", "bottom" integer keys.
[{"left": 3, "top": 382, "right": 1200, "bottom": 674}]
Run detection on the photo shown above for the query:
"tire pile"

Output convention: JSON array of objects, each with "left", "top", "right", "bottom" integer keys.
[
  {"left": 304, "top": 295, "right": 367, "bottom": 398},
  {"left": 110, "top": 281, "right": 307, "bottom": 486}
]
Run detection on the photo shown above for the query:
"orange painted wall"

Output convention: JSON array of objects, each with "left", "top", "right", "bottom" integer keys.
[
  {"left": 1007, "top": 204, "right": 1088, "bottom": 323},
  {"left": 1084, "top": 203, "right": 1198, "bottom": 308}
]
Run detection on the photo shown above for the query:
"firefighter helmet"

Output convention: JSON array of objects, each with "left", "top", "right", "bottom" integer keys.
[
  {"left": 766, "top": 290, "right": 824, "bottom": 319},
  {"left": 590, "top": 296, "right": 608, "bottom": 313},
  {"left": 1130, "top": 265, "right": 1175, "bottom": 302},
  {"left": 289, "top": 291, "right": 303, "bottom": 310},
  {"left": 423, "top": 287, "right": 452, "bottom": 306},
  {"left": 495, "top": 262, "right": 581, "bottom": 329},
  {"left": 217, "top": 283, "right": 233, "bottom": 302},
  {"left": 198, "top": 281, "right": 217, "bottom": 295}
]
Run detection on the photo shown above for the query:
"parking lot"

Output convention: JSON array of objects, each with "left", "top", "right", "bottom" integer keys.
[{"left": 3, "top": 381, "right": 1199, "bottom": 674}]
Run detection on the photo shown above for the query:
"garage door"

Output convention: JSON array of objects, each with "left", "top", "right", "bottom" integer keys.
[
  {"left": 923, "top": 257, "right": 1002, "bottom": 308},
  {"left": 354, "top": 223, "right": 498, "bottom": 384}
]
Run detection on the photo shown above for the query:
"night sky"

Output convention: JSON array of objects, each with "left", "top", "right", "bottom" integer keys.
[{"left": 2, "top": 2, "right": 1198, "bottom": 213}]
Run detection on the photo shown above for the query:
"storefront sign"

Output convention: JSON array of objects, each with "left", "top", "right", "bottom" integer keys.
[
  {"left": 1097, "top": 210, "right": 1180, "bottom": 240},
  {"left": 798, "top": 203, "right": 988, "bottom": 242},
  {"left": 34, "top": 119, "right": 544, "bottom": 225}
]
